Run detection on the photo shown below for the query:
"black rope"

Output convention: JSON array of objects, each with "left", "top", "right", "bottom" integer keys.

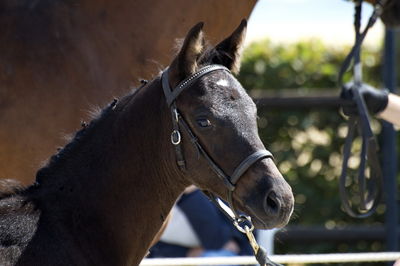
[
  {"left": 338, "top": 0, "right": 386, "bottom": 86},
  {"left": 338, "top": 0, "right": 385, "bottom": 218}
]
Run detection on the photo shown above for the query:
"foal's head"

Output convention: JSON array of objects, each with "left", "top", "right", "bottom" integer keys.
[{"left": 163, "top": 21, "right": 294, "bottom": 229}]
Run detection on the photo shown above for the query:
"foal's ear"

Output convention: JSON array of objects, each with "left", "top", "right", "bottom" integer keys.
[
  {"left": 214, "top": 19, "right": 247, "bottom": 74},
  {"left": 169, "top": 22, "right": 205, "bottom": 83}
]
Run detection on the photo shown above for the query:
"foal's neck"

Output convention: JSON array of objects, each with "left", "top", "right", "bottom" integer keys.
[{"left": 37, "top": 79, "right": 187, "bottom": 265}]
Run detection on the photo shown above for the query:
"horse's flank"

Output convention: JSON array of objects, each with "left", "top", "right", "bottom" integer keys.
[{"left": 0, "top": 0, "right": 256, "bottom": 185}]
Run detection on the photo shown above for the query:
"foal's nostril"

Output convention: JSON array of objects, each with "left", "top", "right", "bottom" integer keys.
[
  {"left": 264, "top": 191, "right": 281, "bottom": 216},
  {"left": 267, "top": 195, "right": 278, "bottom": 210}
]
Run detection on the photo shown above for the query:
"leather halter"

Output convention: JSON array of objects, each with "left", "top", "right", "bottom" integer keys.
[{"left": 161, "top": 64, "right": 273, "bottom": 216}]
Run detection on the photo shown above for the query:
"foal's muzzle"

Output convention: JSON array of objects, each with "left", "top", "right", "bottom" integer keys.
[{"left": 240, "top": 169, "right": 294, "bottom": 230}]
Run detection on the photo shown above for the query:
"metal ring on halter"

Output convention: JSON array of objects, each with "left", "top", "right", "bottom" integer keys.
[
  {"left": 233, "top": 215, "right": 255, "bottom": 234},
  {"left": 171, "top": 130, "right": 181, "bottom": 145}
]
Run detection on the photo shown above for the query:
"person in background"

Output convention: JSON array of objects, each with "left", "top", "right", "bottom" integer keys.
[
  {"left": 148, "top": 186, "right": 252, "bottom": 260},
  {"left": 363, "top": 0, "right": 400, "bottom": 28},
  {"left": 341, "top": 84, "right": 400, "bottom": 127},
  {"left": 340, "top": 1, "right": 400, "bottom": 126},
  {"left": 378, "top": 0, "right": 400, "bottom": 29}
]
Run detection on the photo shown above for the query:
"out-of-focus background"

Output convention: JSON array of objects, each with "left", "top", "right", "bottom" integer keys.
[
  {"left": 239, "top": 0, "right": 400, "bottom": 262},
  {"left": 247, "top": 0, "right": 383, "bottom": 46}
]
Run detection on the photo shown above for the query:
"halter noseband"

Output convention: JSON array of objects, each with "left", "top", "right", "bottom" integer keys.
[{"left": 161, "top": 64, "right": 273, "bottom": 215}]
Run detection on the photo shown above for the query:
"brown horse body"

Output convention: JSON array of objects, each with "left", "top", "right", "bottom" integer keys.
[
  {"left": 0, "top": 0, "right": 256, "bottom": 185},
  {"left": 0, "top": 21, "right": 294, "bottom": 265}
]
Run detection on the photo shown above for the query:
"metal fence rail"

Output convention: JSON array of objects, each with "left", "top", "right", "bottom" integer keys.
[{"left": 141, "top": 252, "right": 400, "bottom": 265}]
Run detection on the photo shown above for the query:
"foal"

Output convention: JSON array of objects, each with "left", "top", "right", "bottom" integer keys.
[{"left": 0, "top": 21, "right": 293, "bottom": 265}]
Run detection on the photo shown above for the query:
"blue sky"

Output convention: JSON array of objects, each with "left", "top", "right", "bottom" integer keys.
[{"left": 246, "top": 0, "right": 384, "bottom": 46}]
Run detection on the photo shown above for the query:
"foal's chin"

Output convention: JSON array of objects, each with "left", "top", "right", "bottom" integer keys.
[
  {"left": 232, "top": 177, "right": 294, "bottom": 229},
  {"left": 251, "top": 212, "right": 291, "bottom": 230},
  {"left": 237, "top": 201, "right": 292, "bottom": 230}
]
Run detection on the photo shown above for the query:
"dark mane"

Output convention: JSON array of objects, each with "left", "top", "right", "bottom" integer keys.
[
  {"left": 34, "top": 80, "right": 148, "bottom": 185},
  {"left": 35, "top": 99, "right": 119, "bottom": 184},
  {"left": 1, "top": 96, "right": 131, "bottom": 199}
]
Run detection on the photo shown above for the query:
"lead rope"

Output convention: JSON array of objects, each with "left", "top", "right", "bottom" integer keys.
[
  {"left": 338, "top": 0, "right": 385, "bottom": 218},
  {"left": 204, "top": 191, "right": 282, "bottom": 266}
]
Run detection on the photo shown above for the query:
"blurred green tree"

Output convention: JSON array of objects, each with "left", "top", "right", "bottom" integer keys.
[{"left": 237, "top": 38, "right": 399, "bottom": 259}]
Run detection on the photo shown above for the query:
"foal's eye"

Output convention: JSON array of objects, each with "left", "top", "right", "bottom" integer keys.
[{"left": 196, "top": 118, "right": 212, "bottom": 128}]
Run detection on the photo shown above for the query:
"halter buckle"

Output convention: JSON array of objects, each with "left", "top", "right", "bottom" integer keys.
[{"left": 171, "top": 130, "right": 181, "bottom": 145}]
